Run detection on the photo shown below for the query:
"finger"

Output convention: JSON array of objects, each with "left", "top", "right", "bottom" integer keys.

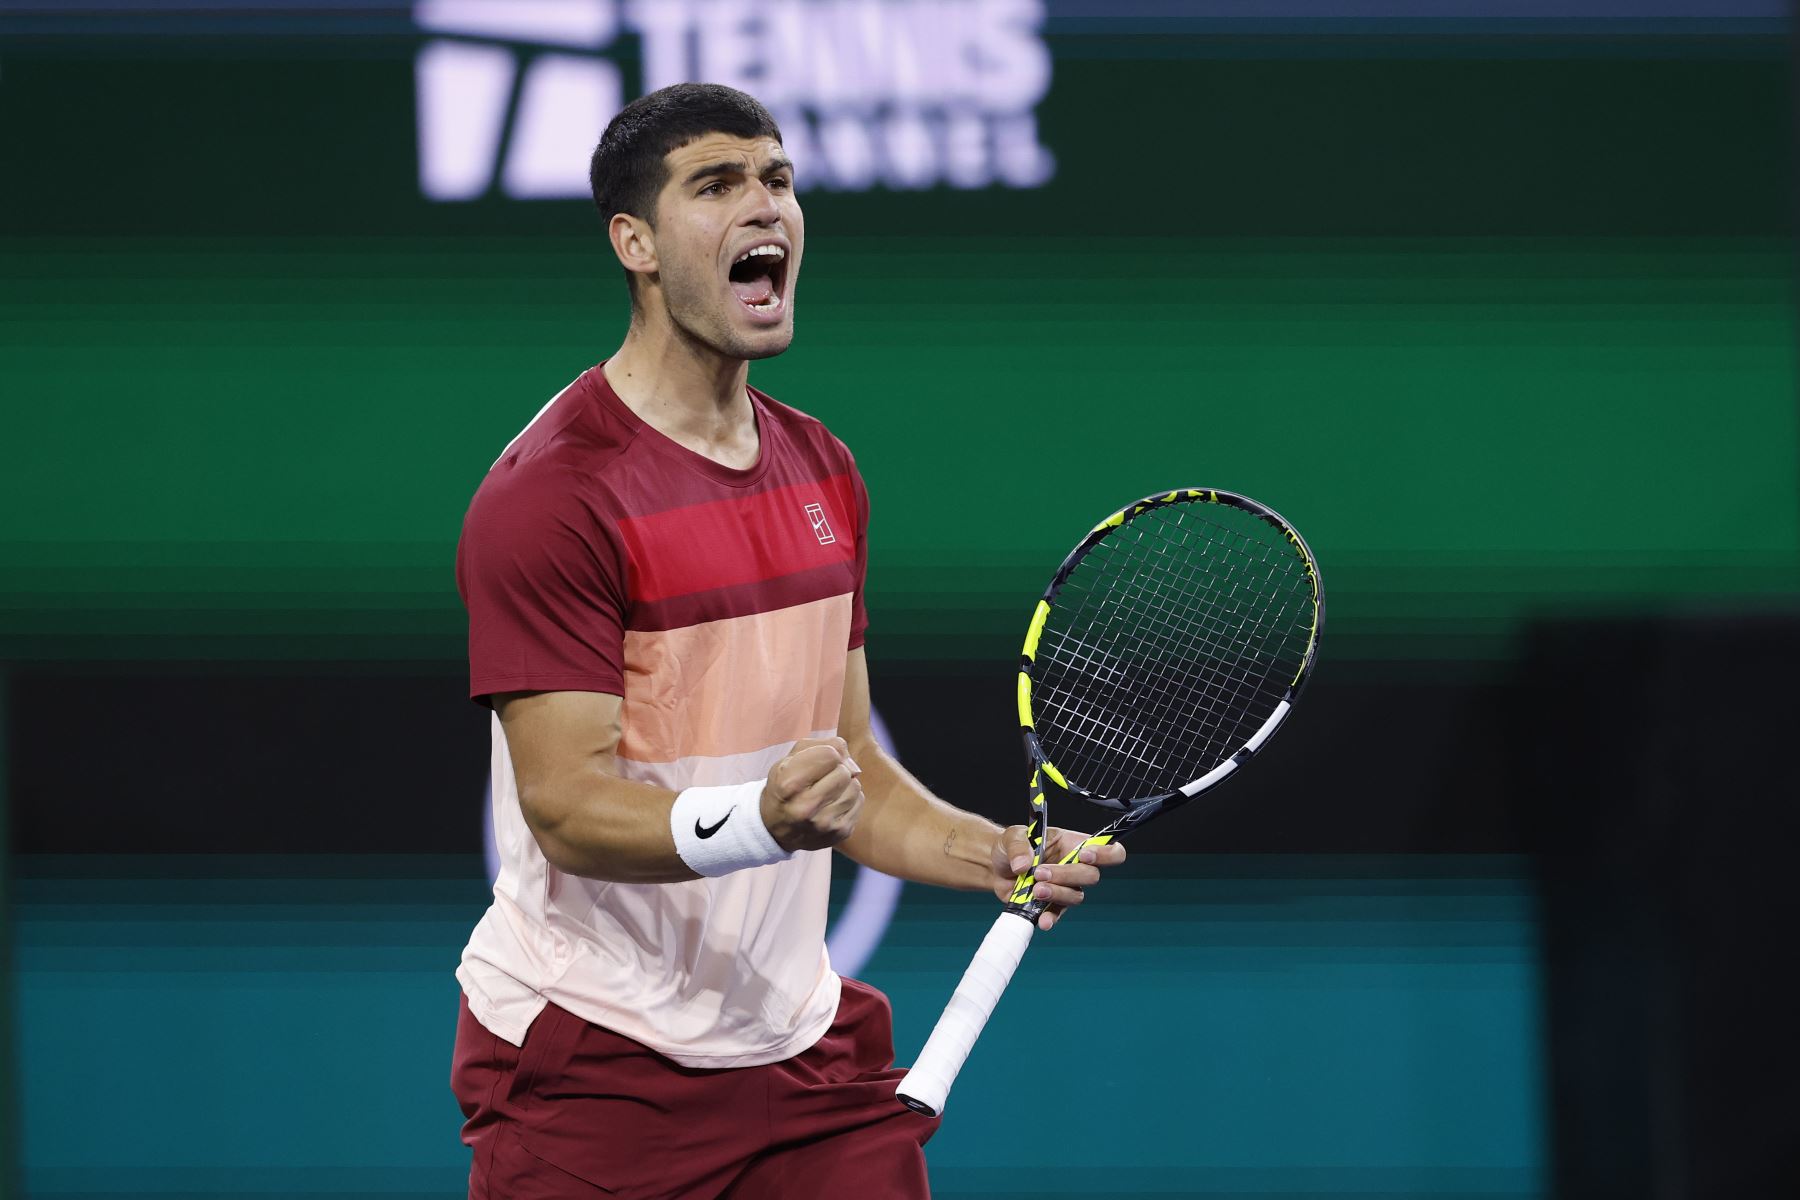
[
  {"left": 1046, "top": 830, "right": 1089, "bottom": 864},
  {"left": 1064, "top": 839, "right": 1127, "bottom": 867},
  {"left": 790, "top": 763, "right": 858, "bottom": 818},
  {"left": 813, "top": 778, "right": 864, "bottom": 825},
  {"left": 787, "top": 738, "right": 852, "bottom": 772},
  {"left": 1037, "top": 908, "right": 1060, "bottom": 932},
  {"left": 1001, "top": 826, "right": 1034, "bottom": 874},
  {"left": 801, "top": 788, "right": 862, "bottom": 844},
  {"left": 1032, "top": 862, "right": 1101, "bottom": 888},
  {"left": 1028, "top": 881, "right": 1087, "bottom": 909},
  {"left": 781, "top": 745, "right": 849, "bottom": 791},
  {"left": 815, "top": 800, "right": 862, "bottom": 839}
]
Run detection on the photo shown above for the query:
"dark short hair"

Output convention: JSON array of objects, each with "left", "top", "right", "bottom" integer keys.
[{"left": 589, "top": 83, "right": 784, "bottom": 230}]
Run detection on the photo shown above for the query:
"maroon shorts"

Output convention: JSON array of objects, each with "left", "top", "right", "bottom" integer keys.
[{"left": 450, "top": 978, "right": 940, "bottom": 1199}]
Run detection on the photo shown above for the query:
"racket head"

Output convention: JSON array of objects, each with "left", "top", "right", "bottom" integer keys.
[{"left": 1017, "top": 488, "right": 1323, "bottom": 819}]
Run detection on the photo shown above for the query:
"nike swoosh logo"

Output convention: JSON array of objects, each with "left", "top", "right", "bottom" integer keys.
[{"left": 695, "top": 808, "right": 735, "bottom": 839}]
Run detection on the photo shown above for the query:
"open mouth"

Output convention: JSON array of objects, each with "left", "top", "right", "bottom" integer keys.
[{"left": 728, "top": 243, "right": 788, "bottom": 318}]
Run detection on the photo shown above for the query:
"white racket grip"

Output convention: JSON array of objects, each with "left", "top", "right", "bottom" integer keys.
[{"left": 896, "top": 911, "right": 1036, "bottom": 1117}]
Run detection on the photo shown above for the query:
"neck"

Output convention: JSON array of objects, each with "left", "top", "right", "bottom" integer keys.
[{"left": 604, "top": 308, "right": 754, "bottom": 450}]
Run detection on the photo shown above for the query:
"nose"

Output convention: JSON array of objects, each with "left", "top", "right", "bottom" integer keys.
[{"left": 740, "top": 178, "right": 781, "bottom": 226}]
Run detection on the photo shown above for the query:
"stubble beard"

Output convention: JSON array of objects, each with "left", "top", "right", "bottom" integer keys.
[{"left": 662, "top": 259, "right": 794, "bottom": 364}]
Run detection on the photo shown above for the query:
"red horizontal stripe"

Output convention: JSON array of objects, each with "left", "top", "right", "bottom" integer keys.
[{"left": 617, "top": 474, "right": 858, "bottom": 604}]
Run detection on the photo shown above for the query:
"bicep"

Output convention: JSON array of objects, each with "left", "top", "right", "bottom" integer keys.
[{"left": 495, "top": 690, "right": 625, "bottom": 833}]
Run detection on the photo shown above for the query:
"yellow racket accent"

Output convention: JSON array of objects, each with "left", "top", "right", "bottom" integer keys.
[
  {"left": 1021, "top": 599, "right": 1051, "bottom": 660},
  {"left": 1058, "top": 833, "right": 1114, "bottom": 865},
  {"left": 1016, "top": 672, "right": 1033, "bottom": 728},
  {"left": 1007, "top": 832, "right": 1119, "bottom": 906},
  {"left": 1294, "top": 577, "right": 1321, "bottom": 686},
  {"left": 1006, "top": 767, "right": 1053, "bottom": 906},
  {"left": 1005, "top": 838, "right": 1049, "bottom": 905}
]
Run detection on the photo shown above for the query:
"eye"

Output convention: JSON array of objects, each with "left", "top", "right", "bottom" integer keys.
[
  {"left": 768, "top": 175, "right": 792, "bottom": 192},
  {"left": 699, "top": 180, "right": 728, "bottom": 197}
]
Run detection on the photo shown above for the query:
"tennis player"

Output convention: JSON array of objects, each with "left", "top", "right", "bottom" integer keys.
[{"left": 449, "top": 83, "right": 1126, "bottom": 1199}]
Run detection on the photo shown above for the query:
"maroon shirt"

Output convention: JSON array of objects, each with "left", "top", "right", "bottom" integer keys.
[
  {"left": 453, "top": 363, "right": 871, "bottom": 1064},
  {"left": 457, "top": 363, "right": 869, "bottom": 708}
]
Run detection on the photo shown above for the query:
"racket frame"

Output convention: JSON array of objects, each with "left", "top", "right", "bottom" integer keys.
[
  {"left": 897, "top": 488, "right": 1324, "bottom": 1116},
  {"left": 1005, "top": 487, "right": 1324, "bottom": 916}
]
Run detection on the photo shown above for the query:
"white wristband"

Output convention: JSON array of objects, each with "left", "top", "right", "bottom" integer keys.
[{"left": 670, "top": 780, "right": 792, "bottom": 877}]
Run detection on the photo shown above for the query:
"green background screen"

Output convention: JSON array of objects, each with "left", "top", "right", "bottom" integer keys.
[{"left": 3, "top": 34, "right": 1794, "bottom": 665}]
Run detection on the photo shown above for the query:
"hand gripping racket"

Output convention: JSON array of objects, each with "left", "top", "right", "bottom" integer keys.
[{"left": 896, "top": 488, "right": 1324, "bottom": 1116}]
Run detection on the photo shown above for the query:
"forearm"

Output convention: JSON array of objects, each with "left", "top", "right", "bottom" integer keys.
[
  {"left": 837, "top": 739, "right": 1000, "bottom": 891},
  {"left": 520, "top": 766, "right": 701, "bottom": 885}
]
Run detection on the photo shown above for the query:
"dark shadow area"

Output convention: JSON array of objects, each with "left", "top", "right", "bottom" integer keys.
[
  {"left": 7, "top": 656, "right": 1519, "bottom": 855},
  {"left": 1516, "top": 614, "right": 1800, "bottom": 1198}
]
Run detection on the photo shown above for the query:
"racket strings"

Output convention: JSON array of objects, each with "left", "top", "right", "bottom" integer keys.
[
  {"left": 1032, "top": 502, "right": 1315, "bottom": 801},
  {"left": 1040, "top": 556, "right": 1301, "bottom": 796}
]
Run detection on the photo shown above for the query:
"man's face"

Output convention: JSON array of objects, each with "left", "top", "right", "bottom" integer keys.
[{"left": 648, "top": 133, "right": 802, "bottom": 361}]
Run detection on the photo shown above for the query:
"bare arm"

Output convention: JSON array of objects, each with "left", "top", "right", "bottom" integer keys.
[
  {"left": 834, "top": 649, "right": 1000, "bottom": 892},
  {"left": 496, "top": 690, "right": 693, "bottom": 883},
  {"left": 496, "top": 690, "right": 862, "bottom": 884},
  {"left": 834, "top": 649, "right": 1128, "bottom": 928}
]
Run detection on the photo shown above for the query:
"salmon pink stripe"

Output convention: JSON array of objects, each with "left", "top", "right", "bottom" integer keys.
[
  {"left": 618, "top": 595, "right": 852, "bottom": 763},
  {"left": 616, "top": 475, "right": 858, "bottom": 603},
  {"left": 613, "top": 730, "right": 837, "bottom": 792}
]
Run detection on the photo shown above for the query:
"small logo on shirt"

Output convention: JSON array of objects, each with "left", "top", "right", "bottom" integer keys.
[
  {"left": 805, "top": 502, "right": 836, "bottom": 546},
  {"left": 695, "top": 809, "right": 734, "bottom": 840}
]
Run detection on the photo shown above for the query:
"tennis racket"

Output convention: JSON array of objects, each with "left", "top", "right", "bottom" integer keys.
[{"left": 895, "top": 487, "right": 1324, "bottom": 1117}]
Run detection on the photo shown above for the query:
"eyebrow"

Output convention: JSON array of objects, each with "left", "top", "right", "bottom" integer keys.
[{"left": 682, "top": 155, "right": 795, "bottom": 186}]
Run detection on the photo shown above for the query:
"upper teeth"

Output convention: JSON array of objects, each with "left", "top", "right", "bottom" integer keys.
[{"left": 735, "top": 245, "right": 785, "bottom": 265}]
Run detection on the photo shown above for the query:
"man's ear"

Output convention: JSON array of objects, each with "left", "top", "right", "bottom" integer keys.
[{"left": 609, "top": 213, "right": 657, "bottom": 282}]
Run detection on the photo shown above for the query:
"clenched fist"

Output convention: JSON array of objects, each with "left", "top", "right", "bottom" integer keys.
[{"left": 762, "top": 737, "right": 863, "bottom": 852}]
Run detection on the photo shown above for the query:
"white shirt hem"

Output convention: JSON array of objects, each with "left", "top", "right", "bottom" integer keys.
[{"left": 457, "top": 966, "right": 844, "bottom": 1070}]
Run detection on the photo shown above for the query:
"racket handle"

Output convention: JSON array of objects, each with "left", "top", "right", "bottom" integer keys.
[{"left": 896, "top": 911, "right": 1036, "bottom": 1117}]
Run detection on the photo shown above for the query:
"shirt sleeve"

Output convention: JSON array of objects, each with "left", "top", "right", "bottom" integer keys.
[
  {"left": 847, "top": 455, "right": 870, "bottom": 651},
  {"left": 456, "top": 467, "right": 629, "bottom": 706}
]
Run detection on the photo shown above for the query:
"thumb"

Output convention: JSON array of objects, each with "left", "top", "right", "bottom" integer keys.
[{"left": 1001, "top": 825, "right": 1034, "bottom": 874}]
